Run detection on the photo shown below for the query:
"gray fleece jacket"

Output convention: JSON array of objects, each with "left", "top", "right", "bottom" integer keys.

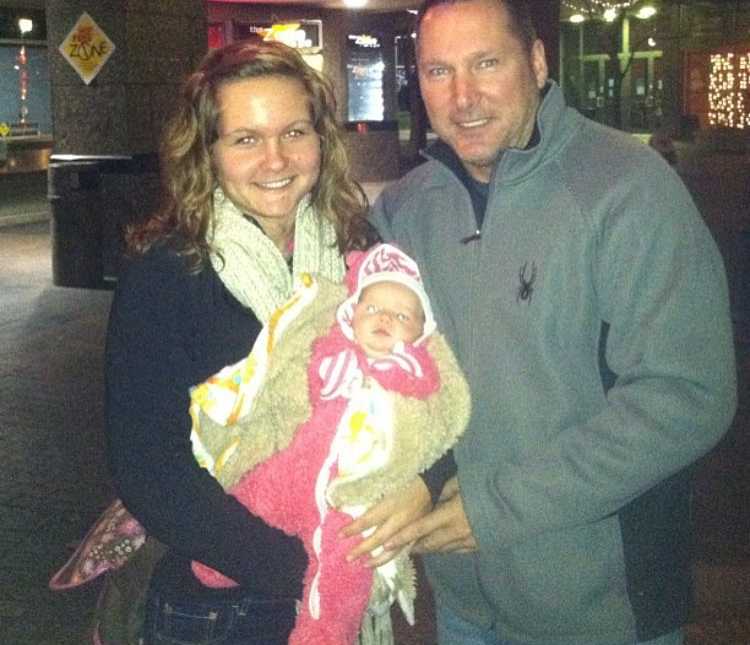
[{"left": 370, "top": 82, "right": 737, "bottom": 644}]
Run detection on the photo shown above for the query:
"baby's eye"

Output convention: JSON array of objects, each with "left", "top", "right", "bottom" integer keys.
[
  {"left": 396, "top": 312, "right": 410, "bottom": 322},
  {"left": 366, "top": 304, "right": 379, "bottom": 314}
]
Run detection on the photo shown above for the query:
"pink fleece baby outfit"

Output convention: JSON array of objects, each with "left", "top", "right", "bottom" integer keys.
[{"left": 192, "top": 244, "right": 441, "bottom": 645}]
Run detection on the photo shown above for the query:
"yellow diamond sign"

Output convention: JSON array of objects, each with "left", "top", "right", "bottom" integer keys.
[{"left": 59, "top": 12, "right": 115, "bottom": 85}]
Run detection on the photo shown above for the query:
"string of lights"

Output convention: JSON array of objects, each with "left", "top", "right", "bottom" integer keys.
[
  {"left": 708, "top": 50, "right": 750, "bottom": 130},
  {"left": 562, "top": 1, "right": 656, "bottom": 22},
  {"left": 562, "top": 0, "right": 639, "bottom": 11}
]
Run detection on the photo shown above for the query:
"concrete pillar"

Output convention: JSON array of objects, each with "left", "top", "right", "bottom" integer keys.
[
  {"left": 46, "top": 0, "right": 206, "bottom": 154},
  {"left": 45, "top": 0, "right": 206, "bottom": 287}
]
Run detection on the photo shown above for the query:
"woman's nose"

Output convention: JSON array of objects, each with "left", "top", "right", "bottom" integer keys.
[{"left": 262, "top": 139, "right": 288, "bottom": 170}]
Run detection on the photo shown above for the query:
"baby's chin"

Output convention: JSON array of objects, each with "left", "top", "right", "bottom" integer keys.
[
  {"left": 362, "top": 338, "right": 417, "bottom": 359},
  {"left": 363, "top": 346, "right": 395, "bottom": 359}
]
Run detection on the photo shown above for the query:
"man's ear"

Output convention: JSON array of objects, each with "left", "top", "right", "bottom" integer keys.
[{"left": 531, "top": 38, "right": 549, "bottom": 89}]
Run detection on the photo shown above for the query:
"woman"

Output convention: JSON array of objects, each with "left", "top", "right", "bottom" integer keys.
[{"left": 105, "top": 40, "right": 444, "bottom": 644}]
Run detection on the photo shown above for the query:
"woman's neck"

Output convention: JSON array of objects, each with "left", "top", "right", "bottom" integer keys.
[{"left": 244, "top": 214, "right": 294, "bottom": 255}]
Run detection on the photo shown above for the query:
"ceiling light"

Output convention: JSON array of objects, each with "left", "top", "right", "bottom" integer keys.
[
  {"left": 603, "top": 8, "right": 618, "bottom": 22},
  {"left": 344, "top": 0, "right": 367, "bottom": 7},
  {"left": 569, "top": 13, "right": 586, "bottom": 24},
  {"left": 636, "top": 5, "right": 657, "bottom": 19},
  {"left": 18, "top": 18, "right": 34, "bottom": 34}
]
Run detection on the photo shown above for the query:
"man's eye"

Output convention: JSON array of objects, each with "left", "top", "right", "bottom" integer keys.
[
  {"left": 478, "top": 58, "right": 498, "bottom": 70},
  {"left": 427, "top": 66, "right": 448, "bottom": 78}
]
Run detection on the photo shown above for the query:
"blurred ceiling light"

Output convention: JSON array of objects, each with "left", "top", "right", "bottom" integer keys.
[
  {"left": 569, "top": 13, "right": 586, "bottom": 24},
  {"left": 344, "top": 0, "right": 367, "bottom": 7},
  {"left": 636, "top": 5, "right": 657, "bottom": 19},
  {"left": 18, "top": 18, "right": 34, "bottom": 34},
  {"left": 648, "top": 37, "right": 657, "bottom": 47},
  {"left": 603, "top": 8, "right": 618, "bottom": 22}
]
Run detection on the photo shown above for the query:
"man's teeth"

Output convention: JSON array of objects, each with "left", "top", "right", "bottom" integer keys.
[
  {"left": 458, "top": 119, "right": 489, "bottom": 128},
  {"left": 259, "top": 178, "right": 293, "bottom": 189}
]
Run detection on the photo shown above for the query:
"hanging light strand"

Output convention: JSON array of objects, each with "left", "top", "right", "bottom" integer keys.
[{"left": 562, "top": 0, "right": 640, "bottom": 19}]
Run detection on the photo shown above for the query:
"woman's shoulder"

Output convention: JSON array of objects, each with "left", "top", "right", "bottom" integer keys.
[
  {"left": 120, "top": 242, "right": 206, "bottom": 287},
  {"left": 122, "top": 241, "right": 190, "bottom": 273},
  {"left": 113, "top": 243, "right": 214, "bottom": 313}
]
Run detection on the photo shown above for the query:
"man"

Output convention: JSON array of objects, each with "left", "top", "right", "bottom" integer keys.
[{"left": 367, "top": 0, "right": 737, "bottom": 643}]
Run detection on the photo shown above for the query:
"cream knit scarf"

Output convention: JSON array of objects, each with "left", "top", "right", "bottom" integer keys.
[{"left": 209, "top": 188, "right": 345, "bottom": 324}]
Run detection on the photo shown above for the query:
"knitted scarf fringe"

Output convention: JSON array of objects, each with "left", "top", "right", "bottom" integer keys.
[{"left": 357, "top": 609, "right": 395, "bottom": 645}]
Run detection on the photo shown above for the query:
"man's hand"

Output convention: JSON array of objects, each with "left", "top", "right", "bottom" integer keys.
[
  {"left": 385, "top": 476, "right": 478, "bottom": 554},
  {"left": 340, "top": 476, "right": 432, "bottom": 567}
]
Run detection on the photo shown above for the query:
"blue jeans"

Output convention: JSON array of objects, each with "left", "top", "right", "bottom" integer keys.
[
  {"left": 436, "top": 602, "right": 684, "bottom": 645},
  {"left": 141, "top": 590, "right": 297, "bottom": 644}
]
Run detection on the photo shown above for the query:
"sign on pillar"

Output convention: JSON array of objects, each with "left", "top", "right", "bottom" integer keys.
[{"left": 59, "top": 12, "right": 115, "bottom": 85}]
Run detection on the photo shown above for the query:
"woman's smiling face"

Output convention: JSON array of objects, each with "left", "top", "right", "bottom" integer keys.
[{"left": 212, "top": 75, "right": 321, "bottom": 233}]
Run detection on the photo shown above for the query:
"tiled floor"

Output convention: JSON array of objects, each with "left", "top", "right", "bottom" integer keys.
[{"left": 0, "top": 220, "right": 748, "bottom": 644}]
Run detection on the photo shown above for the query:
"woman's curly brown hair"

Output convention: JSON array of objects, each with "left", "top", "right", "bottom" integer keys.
[{"left": 128, "top": 40, "right": 371, "bottom": 270}]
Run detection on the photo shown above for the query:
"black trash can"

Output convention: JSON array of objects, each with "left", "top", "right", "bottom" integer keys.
[{"left": 48, "top": 154, "right": 159, "bottom": 289}]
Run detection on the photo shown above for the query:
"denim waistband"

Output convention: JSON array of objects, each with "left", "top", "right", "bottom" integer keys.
[{"left": 142, "top": 590, "right": 298, "bottom": 644}]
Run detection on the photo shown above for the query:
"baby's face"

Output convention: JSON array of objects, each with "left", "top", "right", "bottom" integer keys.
[{"left": 352, "top": 281, "right": 425, "bottom": 358}]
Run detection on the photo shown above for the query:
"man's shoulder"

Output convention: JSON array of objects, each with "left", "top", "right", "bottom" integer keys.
[
  {"left": 565, "top": 116, "right": 665, "bottom": 172},
  {"left": 375, "top": 158, "right": 450, "bottom": 212}
]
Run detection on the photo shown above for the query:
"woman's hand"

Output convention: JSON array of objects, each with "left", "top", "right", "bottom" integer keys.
[
  {"left": 375, "top": 477, "right": 478, "bottom": 555},
  {"left": 340, "top": 476, "right": 432, "bottom": 567}
]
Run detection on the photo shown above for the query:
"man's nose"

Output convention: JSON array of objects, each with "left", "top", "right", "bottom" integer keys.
[{"left": 453, "top": 72, "right": 478, "bottom": 110}]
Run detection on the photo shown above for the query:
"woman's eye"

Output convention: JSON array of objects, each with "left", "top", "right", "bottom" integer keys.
[
  {"left": 284, "top": 125, "right": 315, "bottom": 141},
  {"left": 235, "top": 135, "right": 258, "bottom": 146}
]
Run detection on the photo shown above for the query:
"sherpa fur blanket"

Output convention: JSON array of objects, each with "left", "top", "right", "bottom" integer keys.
[{"left": 190, "top": 275, "right": 471, "bottom": 645}]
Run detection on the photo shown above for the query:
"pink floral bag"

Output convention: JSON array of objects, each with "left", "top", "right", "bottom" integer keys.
[{"left": 49, "top": 498, "right": 147, "bottom": 590}]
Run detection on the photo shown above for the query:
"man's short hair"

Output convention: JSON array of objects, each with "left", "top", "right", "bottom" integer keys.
[{"left": 415, "top": 0, "right": 538, "bottom": 55}]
